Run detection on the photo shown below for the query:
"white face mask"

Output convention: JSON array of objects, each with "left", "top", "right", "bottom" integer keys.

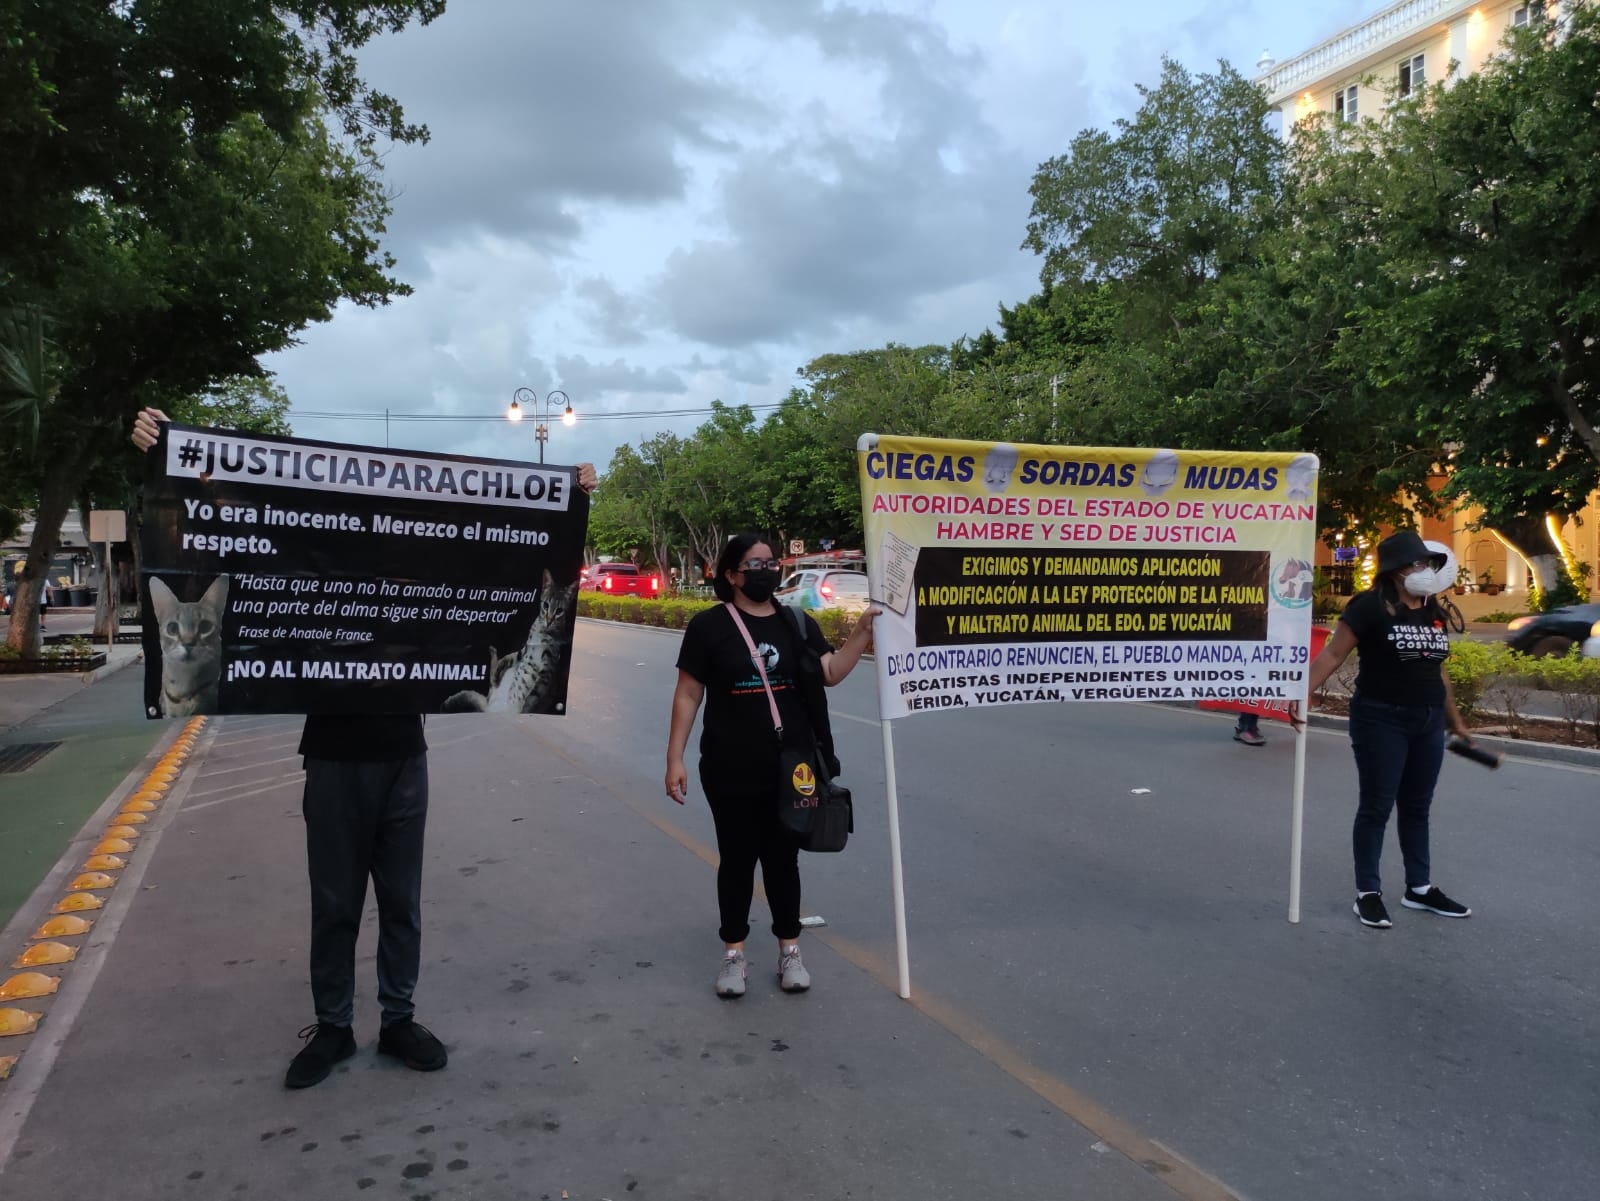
[{"left": 1402, "top": 567, "right": 1449, "bottom": 597}]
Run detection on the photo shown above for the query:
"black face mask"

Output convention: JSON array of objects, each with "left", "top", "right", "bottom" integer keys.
[{"left": 739, "top": 570, "right": 780, "bottom": 603}]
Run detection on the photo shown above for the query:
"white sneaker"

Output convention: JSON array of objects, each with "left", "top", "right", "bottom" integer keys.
[
  {"left": 778, "top": 947, "right": 811, "bottom": 993},
  {"left": 715, "top": 951, "right": 746, "bottom": 998}
]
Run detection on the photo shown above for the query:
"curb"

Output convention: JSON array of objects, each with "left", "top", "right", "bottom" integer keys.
[{"left": 1298, "top": 709, "right": 1600, "bottom": 770}]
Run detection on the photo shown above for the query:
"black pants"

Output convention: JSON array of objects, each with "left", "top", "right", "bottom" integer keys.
[
  {"left": 303, "top": 754, "right": 429, "bottom": 1028},
  {"left": 1348, "top": 694, "right": 1443, "bottom": 894},
  {"left": 702, "top": 770, "right": 801, "bottom": 944}
]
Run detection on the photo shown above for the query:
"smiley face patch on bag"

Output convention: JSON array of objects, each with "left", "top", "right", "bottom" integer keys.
[{"left": 790, "top": 761, "right": 818, "bottom": 798}]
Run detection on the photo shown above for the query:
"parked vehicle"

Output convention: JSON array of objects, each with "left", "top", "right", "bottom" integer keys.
[
  {"left": 774, "top": 567, "right": 870, "bottom": 614},
  {"left": 582, "top": 562, "right": 660, "bottom": 599},
  {"left": 1505, "top": 603, "right": 1600, "bottom": 658}
]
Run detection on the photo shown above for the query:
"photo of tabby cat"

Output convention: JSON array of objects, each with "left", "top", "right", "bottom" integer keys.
[
  {"left": 442, "top": 570, "right": 577, "bottom": 715},
  {"left": 149, "top": 574, "right": 229, "bottom": 716}
]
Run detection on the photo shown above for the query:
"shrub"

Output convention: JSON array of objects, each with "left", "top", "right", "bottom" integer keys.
[
  {"left": 0, "top": 644, "right": 19, "bottom": 661},
  {"left": 1535, "top": 648, "right": 1600, "bottom": 745},
  {"left": 1444, "top": 639, "right": 1498, "bottom": 723},
  {"left": 1479, "top": 643, "right": 1538, "bottom": 736},
  {"left": 1478, "top": 610, "right": 1527, "bottom": 625}
]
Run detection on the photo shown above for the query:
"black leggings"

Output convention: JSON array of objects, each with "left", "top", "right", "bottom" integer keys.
[{"left": 702, "top": 771, "right": 801, "bottom": 944}]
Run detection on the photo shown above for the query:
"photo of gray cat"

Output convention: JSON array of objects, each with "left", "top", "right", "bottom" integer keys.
[
  {"left": 442, "top": 570, "right": 578, "bottom": 715},
  {"left": 149, "top": 574, "right": 229, "bottom": 716}
]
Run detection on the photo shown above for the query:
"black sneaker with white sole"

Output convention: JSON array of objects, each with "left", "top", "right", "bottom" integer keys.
[
  {"left": 1354, "top": 893, "right": 1392, "bottom": 928},
  {"left": 1402, "top": 886, "right": 1471, "bottom": 918}
]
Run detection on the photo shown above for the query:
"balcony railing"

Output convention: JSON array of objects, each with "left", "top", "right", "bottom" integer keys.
[{"left": 1256, "top": 0, "right": 1476, "bottom": 99}]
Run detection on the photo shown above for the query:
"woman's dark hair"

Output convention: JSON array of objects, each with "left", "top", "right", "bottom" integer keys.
[{"left": 712, "top": 532, "right": 776, "bottom": 602}]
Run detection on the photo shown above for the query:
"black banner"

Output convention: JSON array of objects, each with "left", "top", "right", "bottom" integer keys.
[
  {"left": 139, "top": 423, "right": 589, "bottom": 718},
  {"left": 910, "top": 548, "right": 1270, "bottom": 645}
]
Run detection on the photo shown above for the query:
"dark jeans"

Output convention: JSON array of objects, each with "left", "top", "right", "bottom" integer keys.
[
  {"left": 303, "top": 754, "right": 429, "bottom": 1028},
  {"left": 701, "top": 768, "right": 801, "bottom": 944},
  {"left": 1347, "top": 693, "right": 1445, "bottom": 895}
]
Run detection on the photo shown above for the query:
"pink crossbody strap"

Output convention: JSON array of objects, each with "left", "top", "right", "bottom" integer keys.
[{"left": 724, "top": 603, "right": 783, "bottom": 736}]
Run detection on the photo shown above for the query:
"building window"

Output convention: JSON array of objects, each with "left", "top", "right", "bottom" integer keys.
[
  {"left": 1334, "top": 84, "right": 1358, "bottom": 122},
  {"left": 1512, "top": 1, "right": 1545, "bottom": 27},
  {"left": 1397, "top": 54, "right": 1425, "bottom": 97}
]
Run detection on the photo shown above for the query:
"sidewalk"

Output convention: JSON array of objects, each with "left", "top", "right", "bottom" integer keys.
[{"left": 0, "top": 646, "right": 160, "bottom": 930}]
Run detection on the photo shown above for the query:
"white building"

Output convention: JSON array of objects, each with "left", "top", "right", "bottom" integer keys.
[
  {"left": 1257, "top": 0, "right": 1556, "bottom": 137},
  {"left": 1254, "top": 0, "right": 1597, "bottom": 601}
]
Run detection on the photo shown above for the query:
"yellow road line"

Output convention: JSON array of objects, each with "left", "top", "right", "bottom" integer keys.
[{"left": 520, "top": 728, "right": 1241, "bottom": 1201}]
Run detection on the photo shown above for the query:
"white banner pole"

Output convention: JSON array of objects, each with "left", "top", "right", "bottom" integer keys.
[
  {"left": 1288, "top": 720, "right": 1308, "bottom": 923},
  {"left": 881, "top": 718, "right": 911, "bottom": 999}
]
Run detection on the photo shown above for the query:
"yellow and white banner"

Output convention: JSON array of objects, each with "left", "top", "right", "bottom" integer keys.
[{"left": 857, "top": 435, "right": 1320, "bottom": 720}]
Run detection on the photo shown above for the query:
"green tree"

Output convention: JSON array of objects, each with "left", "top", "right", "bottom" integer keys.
[
  {"left": 1290, "top": 7, "right": 1600, "bottom": 588},
  {"left": 0, "top": 1, "right": 441, "bottom": 655}
]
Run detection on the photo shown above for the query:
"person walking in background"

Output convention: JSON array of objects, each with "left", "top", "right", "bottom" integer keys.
[
  {"left": 665, "top": 533, "right": 877, "bottom": 998},
  {"left": 1233, "top": 711, "right": 1265, "bottom": 746},
  {"left": 134, "top": 407, "right": 599, "bottom": 1086},
  {"left": 38, "top": 576, "right": 51, "bottom": 630},
  {"left": 1297, "top": 529, "right": 1475, "bottom": 930}
]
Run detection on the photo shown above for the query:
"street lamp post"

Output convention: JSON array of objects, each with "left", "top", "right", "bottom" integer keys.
[{"left": 507, "top": 388, "right": 577, "bottom": 464}]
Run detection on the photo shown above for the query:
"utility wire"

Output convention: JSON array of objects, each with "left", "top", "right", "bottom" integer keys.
[{"left": 293, "top": 402, "right": 790, "bottom": 423}]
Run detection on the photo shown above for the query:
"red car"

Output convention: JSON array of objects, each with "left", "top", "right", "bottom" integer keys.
[{"left": 582, "top": 562, "right": 660, "bottom": 599}]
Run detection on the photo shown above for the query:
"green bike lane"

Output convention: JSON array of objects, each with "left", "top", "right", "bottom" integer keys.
[{"left": 0, "top": 665, "right": 178, "bottom": 930}]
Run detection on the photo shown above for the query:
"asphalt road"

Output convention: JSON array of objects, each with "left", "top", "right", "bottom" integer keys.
[
  {"left": 561, "top": 620, "right": 1600, "bottom": 1201},
  {"left": 0, "top": 618, "right": 1595, "bottom": 1201}
]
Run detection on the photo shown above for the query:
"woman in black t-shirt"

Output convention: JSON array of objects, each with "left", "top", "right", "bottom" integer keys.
[
  {"left": 666, "top": 533, "right": 877, "bottom": 998},
  {"left": 1300, "top": 530, "right": 1476, "bottom": 930}
]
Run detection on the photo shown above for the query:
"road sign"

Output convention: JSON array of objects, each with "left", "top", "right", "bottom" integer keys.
[
  {"left": 88, "top": 511, "right": 127, "bottom": 543},
  {"left": 789, "top": 540, "right": 805, "bottom": 555}
]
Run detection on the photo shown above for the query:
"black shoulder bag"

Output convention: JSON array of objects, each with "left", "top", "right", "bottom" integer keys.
[{"left": 724, "top": 603, "right": 852, "bottom": 853}]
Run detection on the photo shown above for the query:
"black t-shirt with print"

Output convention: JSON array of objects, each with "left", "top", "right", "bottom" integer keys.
[
  {"left": 676, "top": 604, "right": 834, "bottom": 787},
  {"left": 1340, "top": 589, "right": 1450, "bottom": 706}
]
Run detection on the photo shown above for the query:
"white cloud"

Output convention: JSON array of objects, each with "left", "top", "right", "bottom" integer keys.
[{"left": 265, "top": 0, "right": 1396, "bottom": 472}]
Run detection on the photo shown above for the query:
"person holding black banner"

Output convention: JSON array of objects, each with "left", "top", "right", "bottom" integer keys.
[
  {"left": 1295, "top": 529, "right": 1474, "bottom": 930},
  {"left": 665, "top": 533, "right": 877, "bottom": 998},
  {"left": 133, "top": 407, "right": 599, "bottom": 1087}
]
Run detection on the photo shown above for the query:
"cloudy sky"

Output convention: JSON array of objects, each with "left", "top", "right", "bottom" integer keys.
[{"left": 266, "top": 0, "right": 1390, "bottom": 470}]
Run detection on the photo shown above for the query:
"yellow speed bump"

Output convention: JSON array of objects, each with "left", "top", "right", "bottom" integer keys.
[
  {"left": 121, "top": 799, "right": 157, "bottom": 813},
  {"left": 113, "top": 811, "right": 149, "bottom": 825},
  {"left": 83, "top": 854, "right": 125, "bottom": 872},
  {"left": 102, "top": 825, "right": 141, "bottom": 841},
  {"left": 32, "top": 915, "right": 93, "bottom": 939},
  {"left": 0, "top": 973, "right": 60, "bottom": 1002},
  {"left": 135, "top": 781, "right": 169, "bottom": 796},
  {"left": 147, "top": 768, "right": 179, "bottom": 785},
  {"left": 91, "top": 839, "right": 133, "bottom": 856},
  {"left": 0, "top": 1055, "right": 16, "bottom": 1079},
  {"left": 51, "top": 892, "right": 105, "bottom": 914},
  {"left": 69, "top": 872, "right": 117, "bottom": 891},
  {"left": 126, "top": 790, "right": 162, "bottom": 805},
  {"left": 0, "top": 1009, "right": 42, "bottom": 1037},
  {"left": 14, "top": 943, "right": 78, "bottom": 968}
]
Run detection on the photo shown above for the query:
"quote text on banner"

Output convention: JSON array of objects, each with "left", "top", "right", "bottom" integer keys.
[
  {"left": 139, "top": 423, "right": 589, "bottom": 718},
  {"left": 857, "top": 435, "right": 1320, "bottom": 719}
]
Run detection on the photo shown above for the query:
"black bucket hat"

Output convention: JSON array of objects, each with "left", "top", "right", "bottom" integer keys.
[{"left": 1376, "top": 529, "right": 1446, "bottom": 575}]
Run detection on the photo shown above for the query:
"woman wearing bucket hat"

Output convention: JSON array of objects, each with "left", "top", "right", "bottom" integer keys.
[{"left": 1296, "top": 529, "right": 1475, "bottom": 929}]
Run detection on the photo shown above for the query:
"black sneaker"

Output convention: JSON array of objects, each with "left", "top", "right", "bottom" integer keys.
[
  {"left": 1402, "top": 886, "right": 1471, "bottom": 918},
  {"left": 1353, "top": 893, "right": 1392, "bottom": 928},
  {"left": 284, "top": 1023, "right": 355, "bottom": 1089},
  {"left": 378, "top": 1018, "right": 447, "bottom": 1071}
]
